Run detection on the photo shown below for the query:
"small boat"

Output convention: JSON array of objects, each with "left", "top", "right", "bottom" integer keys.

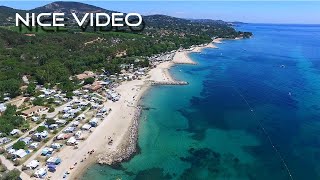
[{"left": 288, "top": 92, "right": 292, "bottom": 96}]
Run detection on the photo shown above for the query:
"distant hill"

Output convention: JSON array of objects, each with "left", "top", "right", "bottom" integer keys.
[
  {"left": 0, "top": 1, "right": 252, "bottom": 39},
  {"left": 0, "top": 6, "right": 25, "bottom": 25},
  {"left": 189, "top": 18, "right": 227, "bottom": 25},
  {"left": 0, "top": 1, "right": 228, "bottom": 27},
  {"left": 0, "top": 1, "right": 117, "bottom": 26},
  {"left": 144, "top": 15, "right": 228, "bottom": 28},
  {"left": 31, "top": 1, "right": 116, "bottom": 15},
  {"left": 0, "top": 1, "right": 241, "bottom": 38}
]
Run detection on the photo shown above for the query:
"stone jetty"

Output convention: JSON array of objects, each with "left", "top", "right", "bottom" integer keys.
[
  {"left": 97, "top": 107, "right": 142, "bottom": 165},
  {"left": 173, "top": 61, "right": 197, "bottom": 65},
  {"left": 151, "top": 81, "right": 189, "bottom": 86}
]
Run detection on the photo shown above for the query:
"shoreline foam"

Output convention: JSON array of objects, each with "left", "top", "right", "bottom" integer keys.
[{"left": 70, "top": 39, "right": 220, "bottom": 180}]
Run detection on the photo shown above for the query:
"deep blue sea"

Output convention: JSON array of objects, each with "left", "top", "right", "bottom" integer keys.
[{"left": 82, "top": 24, "right": 320, "bottom": 180}]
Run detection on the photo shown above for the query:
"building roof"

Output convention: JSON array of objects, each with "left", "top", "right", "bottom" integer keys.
[
  {"left": 21, "top": 106, "right": 47, "bottom": 116},
  {"left": 76, "top": 71, "right": 95, "bottom": 80}
]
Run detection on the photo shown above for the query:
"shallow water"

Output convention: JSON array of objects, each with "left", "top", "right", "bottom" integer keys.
[{"left": 82, "top": 24, "right": 320, "bottom": 180}]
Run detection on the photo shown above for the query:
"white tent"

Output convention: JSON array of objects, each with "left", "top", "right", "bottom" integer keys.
[
  {"left": 62, "top": 113, "right": 71, "bottom": 119},
  {"left": 10, "top": 129, "right": 20, "bottom": 135},
  {"left": 0, "top": 103, "right": 6, "bottom": 113},
  {"left": 71, "top": 121, "right": 80, "bottom": 127},
  {"left": 29, "top": 142, "right": 39, "bottom": 149},
  {"left": 31, "top": 116, "right": 40, "bottom": 122},
  {"left": 81, "top": 123, "right": 91, "bottom": 130},
  {"left": 8, "top": 149, "right": 16, "bottom": 154},
  {"left": 47, "top": 157, "right": 61, "bottom": 164},
  {"left": 67, "top": 137, "right": 77, "bottom": 145},
  {"left": 75, "top": 131, "right": 82, "bottom": 139},
  {"left": 63, "top": 127, "right": 75, "bottom": 133},
  {"left": 51, "top": 143, "right": 62, "bottom": 149},
  {"left": 14, "top": 149, "right": 27, "bottom": 158},
  {"left": 56, "top": 119, "right": 67, "bottom": 125},
  {"left": 57, "top": 133, "right": 65, "bottom": 140},
  {"left": 35, "top": 168, "right": 47, "bottom": 178},
  {"left": 27, "top": 160, "right": 39, "bottom": 169},
  {"left": 77, "top": 114, "right": 86, "bottom": 120},
  {"left": 90, "top": 118, "right": 98, "bottom": 123}
]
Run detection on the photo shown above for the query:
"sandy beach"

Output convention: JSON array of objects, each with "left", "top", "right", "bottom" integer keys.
[
  {"left": 192, "top": 41, "right": 218, "bottom": 53},
  {"left": 44, "top": 39, "right": 221, "bottom": 180},
  {"left": 212, "top": 38, "right": 223, "bottom": 44}
]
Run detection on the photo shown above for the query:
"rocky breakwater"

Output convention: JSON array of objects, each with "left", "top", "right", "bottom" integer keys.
[
  {"left": 174, "top": 61, "right": 197, "bottom": 65},
  {"left": 97, "top": 107, "right": 142, "bottom": 165},
  {"left": 151, "top": 81, "right": 189, "bottom": 86}
]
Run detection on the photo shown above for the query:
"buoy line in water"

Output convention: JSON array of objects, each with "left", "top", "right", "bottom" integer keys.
[{"left": 211, "top": 84, "right": 294, "bottom": 180}]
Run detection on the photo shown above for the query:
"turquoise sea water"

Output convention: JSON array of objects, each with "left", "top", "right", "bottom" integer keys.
[{"left": 82, "top": 24, "right": 320, "bottom": 180}]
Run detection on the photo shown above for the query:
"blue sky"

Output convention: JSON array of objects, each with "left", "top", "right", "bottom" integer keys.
[{"left": 1, "top": 1, "right": 319, "bottom": 24}]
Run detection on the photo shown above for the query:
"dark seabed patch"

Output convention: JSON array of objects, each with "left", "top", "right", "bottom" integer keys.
[{"left": 133, "top": 168, "right": 173, "bottom": 180}]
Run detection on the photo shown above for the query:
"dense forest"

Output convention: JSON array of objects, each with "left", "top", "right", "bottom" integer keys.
[
  {"left": 0, "top": 105, "right": 24, "bottom": 134},
  {"left": 0, "top": 2, "right": 253, "bottom": 99}
]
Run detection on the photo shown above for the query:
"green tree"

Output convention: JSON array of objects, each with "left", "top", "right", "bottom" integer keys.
[
  {"left": 48, "top": 107, "right": 55, "bottom": 113},
  {"left": 0, "top": 79, "right": 21, "bottom": 98},
  {"left": 0, "top": 105, "right": 23, "bottom": 135},
  {"left": 66, "top": 92, "right": 74, "bottom": 99},
  {"left": 26, "top": 82, "right": 36, "bottom": 96},
  {"left": 84, "top": 77, "right": 95, "bottom": 85},
  {"left": 58, "top": 79, "right": 75, "bottom": 93},
  {"left": 2, "top": 105, "right": 17, "bottom": 116},
  {"left": 36, "top": 126, "right": 46, "bottom": 132},
  {"left": 12, "top": 141, "right": 26, "bottom": 150},
  {"left": 45, "top": 118, "right": 55, "bottom": 125},
  {"left": 35, "top": 61, "right": 70, "bottom": 85},
  {"left": 1, "top": 168, "right": 21, "bottom": 180},
  {"left": 33, "top": 97, "right": 44, "bottom": 106},
  {"left": 47, "top": 98, "right": 55, "bottom": 104}
]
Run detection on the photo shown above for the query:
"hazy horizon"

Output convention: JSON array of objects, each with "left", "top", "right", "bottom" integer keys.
[{"left": 1, "top": 1, "right": 320, "bottom": 24}]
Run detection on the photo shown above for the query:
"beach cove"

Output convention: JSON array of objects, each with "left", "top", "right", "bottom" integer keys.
[{"left": 43, "top": 40, "right": 217, "bottom": 180}]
